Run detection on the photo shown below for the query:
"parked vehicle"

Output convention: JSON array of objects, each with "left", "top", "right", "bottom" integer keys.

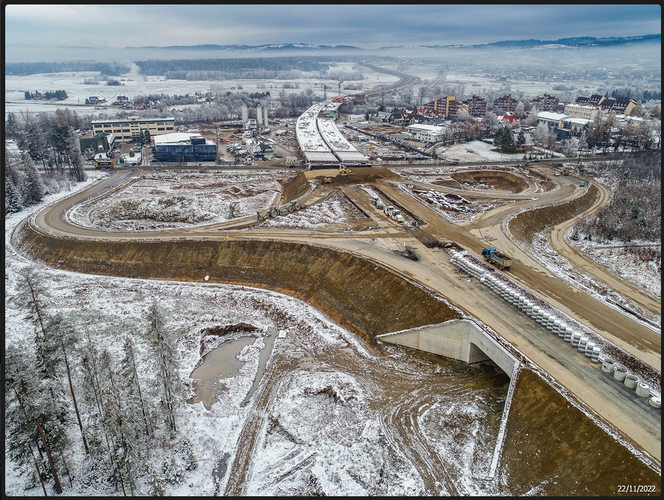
[
  {"left": 481, "top": 247, "right": 513, "bottom": 270},
  {"left": 384, "top": 205, "right": 394, "bottom": 216},
  {"left": 579, "top": 180, "right": 586, "bottom": 187}
]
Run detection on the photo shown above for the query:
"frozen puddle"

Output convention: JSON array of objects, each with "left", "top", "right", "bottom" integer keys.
[
  {"left": 188, "top": 327, "right": 280, "bottom": 410},
  {"left": 188, "top": 336, "right": 256, "bottom": 409}
]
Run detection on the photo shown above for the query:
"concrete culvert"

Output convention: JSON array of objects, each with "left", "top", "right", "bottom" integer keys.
[
  {"left": 602, "top": 358, "right": 615, "bottom": 373},
  {"left": 624, "top": 374, "right": 639, "bottom": 389},
  {"left": 613, "top": 365, "right": 628, "bottom": 381},
  {"left": 635, "top": 383, "right": 650, "bottom": 398}
]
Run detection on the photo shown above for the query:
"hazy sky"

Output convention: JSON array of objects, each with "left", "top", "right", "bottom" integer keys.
[{"left": 4, "top": 4, "right": 661, "bottom": 61}]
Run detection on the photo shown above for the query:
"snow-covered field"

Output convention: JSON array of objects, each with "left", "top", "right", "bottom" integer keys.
[
  {"left": 255, "top": 189, "right": 374, "bottom": 231},
  {"left": 67, "top": 170, "right": 295, "bottom": 231},
  {"left": 5, "top": 63, "right": 395, "bottom": 119}
]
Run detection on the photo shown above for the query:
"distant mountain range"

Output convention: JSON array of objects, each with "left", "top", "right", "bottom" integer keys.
[
  {"left": 123, "top": 34, "right": 660, "bottom": 53},
  {"left": 124, "top": 43, "right": 363, "bottom": 52},
  {"left": 396, "top": 34, "right": 661, "bottom": 50}
]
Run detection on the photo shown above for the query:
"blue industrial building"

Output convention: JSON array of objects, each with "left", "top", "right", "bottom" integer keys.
[{"left": 153, "top": 133, "right": 217, "bottom": 162}]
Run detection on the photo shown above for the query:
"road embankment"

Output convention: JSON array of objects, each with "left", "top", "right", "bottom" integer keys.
[
  {"left": 15, "top": 221, "right": 460, "bottom": 342},
  {"left": 508, "top": 183, "right": 601, "bottom": 242}
]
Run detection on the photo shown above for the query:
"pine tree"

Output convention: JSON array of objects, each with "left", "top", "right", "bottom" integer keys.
[
  {"left": 5, "top": 177, "right": 24, "bottom": 214},
  {"left": 70, "top": 146, "right": 87, "bottom": 182},
  {"left": 20, "top": 152, "right": 45, "bottom": 206},
  {"left": 120, "top": 336, "right": 153, "bottom": 439},
  {"left": 146, "top": 303, "right": 180, "bottom": 436}
]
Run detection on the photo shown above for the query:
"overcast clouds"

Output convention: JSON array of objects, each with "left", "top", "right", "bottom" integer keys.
[{"left": 4, "top": 4, "right": 661, "bottom": 62}]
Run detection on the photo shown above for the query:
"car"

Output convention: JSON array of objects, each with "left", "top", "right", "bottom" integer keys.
[{"left": 449, "top": 160, "right": 459, "bottom": 165}]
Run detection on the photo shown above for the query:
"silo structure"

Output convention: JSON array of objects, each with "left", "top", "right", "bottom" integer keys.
[
  {"left": 242, "top": 105, "right": 248, "bottom": 123},
  {"left": 256, "top": 106, "right": 263, "bottom": 125},
  {"left": 263, "top": 106, "right": 269, "bottom": 127}
]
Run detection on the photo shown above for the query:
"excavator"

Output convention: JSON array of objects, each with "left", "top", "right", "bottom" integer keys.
[{"left": 339, "top": 166, "right": 351, "bottom": 175}]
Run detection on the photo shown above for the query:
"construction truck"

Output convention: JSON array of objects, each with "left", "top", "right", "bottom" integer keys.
[
  {"left": 283, "top": 201, "right": 304, "bottom": 212},
  {"left": 384, "top": 205, "right": 394, "bottom": 216},
  {"left": 256, "top": 207, "right": 279, "bottom": 220},
  {"left": 371, "top": 196, "right": 385, "bottom": 210},
  {"left": 481, "top": 247, "right": 513, "bottom": 270},
  {"left": 391, "top": 209, "right": 405, "bottom": 223}
]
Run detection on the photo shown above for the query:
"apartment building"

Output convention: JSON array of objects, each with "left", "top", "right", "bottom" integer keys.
[{"left": 464, "top": 95, "right": 489, "bottom": 117}]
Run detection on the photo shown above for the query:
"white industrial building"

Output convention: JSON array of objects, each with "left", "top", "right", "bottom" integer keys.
[{"left": 406, "top": 124, "right": 446, "bottom": 143}]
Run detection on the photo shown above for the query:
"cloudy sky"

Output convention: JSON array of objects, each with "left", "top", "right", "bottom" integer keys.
[{"left": 4, "top": 4, "right": 661, "bottom": 61}]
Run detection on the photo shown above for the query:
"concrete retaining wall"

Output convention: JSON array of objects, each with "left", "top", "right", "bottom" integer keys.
[{"left": 377, "top": 319, "right": 518, "bottom": 377}]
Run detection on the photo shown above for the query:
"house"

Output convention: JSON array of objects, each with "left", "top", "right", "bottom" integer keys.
[
  {"left": 497, "top": 113, "right": 519, "bottom": 126},
  {"left": 79, "top": 132, "right": 116, "bottom": 158}
]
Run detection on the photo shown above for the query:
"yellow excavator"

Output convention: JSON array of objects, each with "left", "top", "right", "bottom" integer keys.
[{"left": 339, "top": 166, "right": 351, "bottom": 175}]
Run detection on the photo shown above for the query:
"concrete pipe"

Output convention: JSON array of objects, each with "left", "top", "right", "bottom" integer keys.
[
  {"left": 584, "top": 342, "right": 595, "bottom": 357},
  {"left": 564, "top": 327, "right": 574, "bottom": 342},
  {"left": 624, "top": 374, "right": 639, "bottom": 389},
  {"left": 545, "top": 314, "right": 556, "bottom": 330},
  {"left": 649, "top": 396, "right": 661, "bottom": 408},
  {"left": 601, "top": 358, "right": 615, "bottom": 373},
  {"left": 570, "top": 333, "right": 581, "bottom": 347},
  {"left": 591, "top": 347, "right": 601, "bottom": 363},
  {"left": 635, "top": 383, "right": 650, "bottom": 398},
  {"left": 577, "top": 337, "right": 588, "bottom": 352},
  {"left": 557, "top": 322, "right": 567, "bottom": 338},
  {"left": 613, "top": 366, "right": 628, "bottom": 381}
]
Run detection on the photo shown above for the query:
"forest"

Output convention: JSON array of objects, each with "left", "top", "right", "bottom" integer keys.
[
  {"left": 574, "top": 151, "right": 661, "bottom": 244},
  {"left": 135, "top": 56, "right": 334, "bottom": 77},
  {"left": 5, "top": 61, "right": 130, "bottom": 76}
]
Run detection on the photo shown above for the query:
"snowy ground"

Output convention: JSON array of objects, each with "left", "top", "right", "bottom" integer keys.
[
  {"left": 4, "top": 63, "right": 394, "bottom": 119},
  {"left": 254, "top": 189, "right": 375, "bottom": 232},
  {"left": 67, "top": 170, "right": 296, "bottom": 231}
]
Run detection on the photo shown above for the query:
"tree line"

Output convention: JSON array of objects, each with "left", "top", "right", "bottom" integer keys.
[
  {"left": 5, "top": 271, "right": 193, "bottom": 495},
  {"left": 6, "top": 62, "right": 130, "bottom": 76},
  {"left": 24, "top": 90, "right": 68, "bottom": 101},
  {"left": 5, "top": 109, "right": 87, "bottom": 215},
  {"left": 135, "top": 56, "right": 331, "bottom": 77}
]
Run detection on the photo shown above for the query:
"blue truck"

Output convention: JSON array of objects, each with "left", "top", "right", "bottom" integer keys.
[{"left": 482, "top": 247, "right": 513, "bottom": 270}]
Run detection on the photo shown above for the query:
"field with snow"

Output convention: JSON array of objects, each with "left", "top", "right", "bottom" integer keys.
[
  {"left": 5, "top": 177, "right": 510, "bottom": 496},
  {"left": 255, "top": 189, "right": 375, "bottom": 232},
  {"left": 68, "top": 170, "right": 296, "bottom": 231},
  {"left": 4, "top": 62, "right": 395, "bottom": 119}
]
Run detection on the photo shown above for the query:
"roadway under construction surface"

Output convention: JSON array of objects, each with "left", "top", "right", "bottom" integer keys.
[{"left": 14, "top": 163, "right": 661, "bottom": 494}]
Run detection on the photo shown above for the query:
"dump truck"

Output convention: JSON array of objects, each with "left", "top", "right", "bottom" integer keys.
[{"left": 481, "top": 247, "right": 513, "bottom": 270}]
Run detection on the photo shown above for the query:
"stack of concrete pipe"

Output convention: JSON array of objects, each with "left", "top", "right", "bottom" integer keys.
[{"left": 599, "top": 359, "right": 660, "bottom": 407}]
